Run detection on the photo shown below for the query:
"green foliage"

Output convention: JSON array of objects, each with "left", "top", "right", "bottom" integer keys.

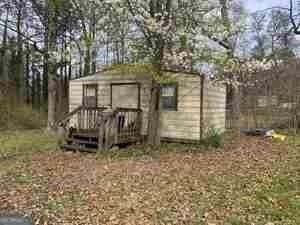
[
  {"left": 238, "top": 167, "right": 300, "bottom": 224},
  {"left": 82, "top": 33, "right": 93, "bottom": 48},
  {"left": 225, "top": 217, "right": 246, "bottom": 225},
  {"left": 0, "top": 104, "right": 46, "bottom": 130},
  {"left": 0, "top": 130, "right": 59, "bottom": 161},
  {"left": 49, "top": 0, "right": 65, "bottom": 10},
  {"left": 286, "top": 133, "right": 300, "bottom": 147},
  {"left": 202, "top": 126, "right": 224, "bottom": 148},
  {"left": 105, "top": 63, "right": 177, "bottom": 83},
  {"left": 43, "top": 193, "right": 87, "bottom": 217},
  {"left": 9, "top": 172, "right": 35, "bottom": 185}
]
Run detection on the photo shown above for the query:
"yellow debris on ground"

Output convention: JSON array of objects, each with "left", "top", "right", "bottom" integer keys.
[
  {"left": 272, "top": 133, "right": 286, "bottom": 141},
  {"left": 265, "top": 130, "right": 287, "bottom": 141}
]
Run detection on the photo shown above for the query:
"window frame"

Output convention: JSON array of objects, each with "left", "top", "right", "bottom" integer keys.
[
  {"left": 160, "top": 83, "right": 178, "bottom": 111},
  {"left": 82, "top": 84, "right": 98, "bottom": 107}
]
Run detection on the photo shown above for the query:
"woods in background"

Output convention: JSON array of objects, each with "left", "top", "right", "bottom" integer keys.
[
  {"left": 0, "top": 0, "right": 300, "bottom": 141},
  {"left": 0, "top": 0, "right": 129, "bottom": 130}
]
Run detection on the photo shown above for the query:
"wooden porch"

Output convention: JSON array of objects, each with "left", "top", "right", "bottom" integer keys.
[{"left": 58, "top": 106, "right": 143, "bottom": 152}]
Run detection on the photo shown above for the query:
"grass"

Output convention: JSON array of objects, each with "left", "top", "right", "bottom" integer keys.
[
  {"left": 0, "top": 129, "right": 59, "bottom": 161},
  {"left": 222, "top": 136, "right": 300, "bottom": 225},
  {"left": 0, "top": 130, "right": 299, "bottom": 224},
  {"left": 43, "top": 193, "right": 87, "bottom": 216},
  {"left": 0, "top": 104, "right": 47, "bottom": 130}
]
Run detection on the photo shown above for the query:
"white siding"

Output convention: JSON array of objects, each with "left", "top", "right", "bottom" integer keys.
[
  {"left": 68, "top": 72, "right": 226, "bottom": 141},
  {"left": 160, "top": 73, "right": 201, "bottom": 140},
  {"left": 69, "top": 73, "right": 151, "bottom": 134},
  {"left": 202, "top": 79, "right": 226, "bottom": 135}
]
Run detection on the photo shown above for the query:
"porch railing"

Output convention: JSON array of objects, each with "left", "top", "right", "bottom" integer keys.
[
  {"left": 57, "top": 106, "right": 143, "bottom": 150},
  {"left": 57, "top": 106, "right": 107, "bottom": 131},
  {"left": 98, "top": 108, "right": 143, "bottom": 150},
  {"left": 115, "top": 108, "right": 143, "bottom": 144}
]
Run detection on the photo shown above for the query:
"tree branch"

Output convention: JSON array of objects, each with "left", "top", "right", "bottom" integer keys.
[{"left": 289, "top": 0, "right": 300, "bottom": 34}]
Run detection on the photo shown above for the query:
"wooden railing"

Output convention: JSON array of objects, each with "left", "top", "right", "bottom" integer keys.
[
  {"left": 77, "top": 106, "right": 107, "bottom": 131},
  {"left": 57, "top": 106, "right": 107, "bottom": 131},
  {"left": 115, "top": 108, "right": 143, "bottom": 144},
  {"left": 98, "top": 108, "right": 143, "bottom": 150},
  {"left": 58, "top": 106, "right": 142, "bottom": 150}
]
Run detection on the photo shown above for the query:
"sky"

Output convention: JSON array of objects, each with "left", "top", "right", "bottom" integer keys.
[{"left": 244, "top": 0, "right": 290, "bottom": 13}]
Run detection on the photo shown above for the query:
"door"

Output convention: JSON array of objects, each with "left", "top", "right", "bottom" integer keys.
[{"left": 111, "top": 83, "right": 140, "bottom": 109}]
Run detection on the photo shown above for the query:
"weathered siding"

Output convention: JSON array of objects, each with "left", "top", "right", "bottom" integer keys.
[
  {"left": 160, "top": 74, "right": 201, "bottom": 140},
  {"left": 202, "top": 79, "right": 226, "bottom": 134},
  {"left": 68, "top": 72, "right": 226, "bottom": 141},
  {"left": 69, "top": 73, "right": 151, "bottom": 134}
]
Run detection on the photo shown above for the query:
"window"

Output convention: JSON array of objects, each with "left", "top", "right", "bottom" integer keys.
[
  {"left": 83, "top": 84, "right": 98, "bottom": 107},
  {"left": 161, "top": 84, "right": 178, "bottom": 111}
]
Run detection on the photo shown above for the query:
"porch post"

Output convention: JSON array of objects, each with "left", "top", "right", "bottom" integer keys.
[{"left": 98, "top": 114, "right": 104, "bottom": 151}]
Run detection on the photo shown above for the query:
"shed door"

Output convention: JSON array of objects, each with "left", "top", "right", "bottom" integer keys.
[{"left": 111, "top": 83, "right": 140, "bottom": 109}]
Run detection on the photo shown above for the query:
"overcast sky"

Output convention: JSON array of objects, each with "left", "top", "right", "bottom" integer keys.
[{"left": 244, "top": 0, "right": 290, "bottom": 13}]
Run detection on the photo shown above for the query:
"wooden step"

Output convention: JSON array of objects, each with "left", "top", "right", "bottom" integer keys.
[
  {"left": 62, "top": 144, "right": 97, "bottom": 153},
  {"left": 72, "top": 132, "right": 98, "bottom": 139},
  {"left": 67, "top": 138, "right": 98, "bottom": 146}
]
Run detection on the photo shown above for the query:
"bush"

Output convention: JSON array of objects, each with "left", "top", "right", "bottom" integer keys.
[
  {"left": 203, "top": 126, "right": 224, "bottom": 148},
  {"left": 0, "top": 130, "right": 59, "bottom": 161},
  {"left": 0, "top": 104, "right": 46, "bottom": 130},
  {"left": 13, "top": 106, "right": 46, "bottom": 129}
]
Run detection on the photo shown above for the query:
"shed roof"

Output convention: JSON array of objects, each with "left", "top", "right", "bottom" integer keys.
[{"left": 71, "top": 69, "right": 202, "bottom": 82}]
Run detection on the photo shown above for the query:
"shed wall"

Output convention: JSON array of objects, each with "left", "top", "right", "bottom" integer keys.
[
  {"left": 69, "top": 74, "right": 151, "bottom": 135},
  {"left": 160, "top": 74, "right": 201, "bottom": 140},
  {"left": 69, "top": 72, "right": 226, "bottom": 141},
  {"left": 202, "top": 79, "right": 226, "bottom": 134}
]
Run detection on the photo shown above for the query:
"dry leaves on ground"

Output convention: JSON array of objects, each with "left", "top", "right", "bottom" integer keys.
[{"left": 0, "top": 136, "right": 294, "bottom": 225}]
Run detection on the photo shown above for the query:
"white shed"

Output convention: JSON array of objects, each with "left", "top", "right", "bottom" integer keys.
[{"left": 61, "top": 70, "right": 226, "bottom": 151}]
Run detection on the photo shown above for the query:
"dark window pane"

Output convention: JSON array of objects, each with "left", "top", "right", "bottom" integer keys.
[
  {"left": 161, "top": 84, "right": 177, "bottom": 111},
  {"left": 83, "top": 84, "right": 97, "bottom": 107},
  {"left": 84, "top": 96, "right": 97, "bottom": 107}
]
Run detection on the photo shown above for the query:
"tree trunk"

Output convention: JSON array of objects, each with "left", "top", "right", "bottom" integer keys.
[
  {"left": 83, "top": 46, "right": 91, "bottom": 76},
  {"left": 47, "top": 1, "right": 57, "bottom": 132},
  {"left": 25, "top": 44, "right": 30, "bottom": 104},
  {"left": 231, "top": 85, "right": 241, "bottom": 134},
  {"left": 91, "top": 9, "right": 97, "bottom": 73},
  {"left": 147, "top": 80, "right": 161, "bottom": 145},
  {"left": 0, "top": 9, "right": 9, "bottom": 81},
  {"left": 43, "top": 33, "right": 49, "bottom": 105},
  {"left": 115, "top": 41, "right": 120, "bottom": 64},
  {"left": 31, "top": 67, "right": 36, "bottom": 108},
  {"left": 36, "top": 70, "right": 41, "bottom": 110},
  {"left": 16, "top": 3, "right": 24, "bottom": 103},
  {"left": 56, "top": 42, "right": 65, "bottom": 118},
  {"left": 106, "top": 36, "right": 109, "bottom": 65}
]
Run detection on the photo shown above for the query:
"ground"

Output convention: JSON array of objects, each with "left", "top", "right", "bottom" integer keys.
[{"left": 0, "top": 130, "right": 299, "bottom": 225}]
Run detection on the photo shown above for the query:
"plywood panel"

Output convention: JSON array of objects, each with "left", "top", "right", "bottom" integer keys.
[{"left": 112, "top": 84, "right": 139, "bottom": 108}]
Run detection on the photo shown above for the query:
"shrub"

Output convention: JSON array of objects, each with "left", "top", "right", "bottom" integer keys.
[
  {"left": 203, "top": 126, "right": 224, "bottom": 148},
  {"left": 0, "top": 130, "right": 59, "bottom": 161},
  {"left": 12, "top": 105, "right": 46, "bottom": 129},
  {"left": 0, "top": 104, "right": 46, "bottom": 130}
]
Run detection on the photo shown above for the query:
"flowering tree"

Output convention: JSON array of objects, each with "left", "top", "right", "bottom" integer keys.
[{"left": 103, "top": 0, "right": 244, "bottom": 144}]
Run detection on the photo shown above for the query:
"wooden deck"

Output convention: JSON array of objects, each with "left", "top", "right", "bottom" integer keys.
[{"left": 58, "top": 106, "right": 142, "bottom": 152}]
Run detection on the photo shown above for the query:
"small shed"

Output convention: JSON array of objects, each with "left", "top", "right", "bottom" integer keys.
[{"left": 60, "top": 70, "right": 226, "bottom": 151}]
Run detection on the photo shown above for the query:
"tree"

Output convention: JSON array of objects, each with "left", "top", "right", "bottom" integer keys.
[
  {"left": 289, "top": 0, "right": 300, "bottom": 34},
  {"left": 106, "top": 0, "right": 238, "bottom": 144},
  {"left": 0, "top": 6, "right": 9, "bottom": 81},
  {"left": 251, "top": 12, "right": 268, "bottom": 59}
]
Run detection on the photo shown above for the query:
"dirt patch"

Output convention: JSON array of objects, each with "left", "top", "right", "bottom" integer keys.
[{"left": 0, "top": 136, "right": 292, "bottom": 225}]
